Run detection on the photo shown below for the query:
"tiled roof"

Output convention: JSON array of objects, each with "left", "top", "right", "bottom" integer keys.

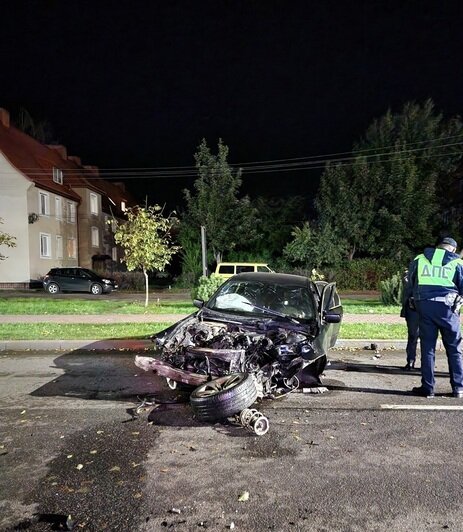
[{"left": 0, "top": 109, "right": 111, "bottom": 203}]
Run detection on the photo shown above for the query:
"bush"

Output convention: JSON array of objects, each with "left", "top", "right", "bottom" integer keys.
[
  {"left": 326, "top": 258, "right": 404, "bottom": 291},
  {"left": 380, "top": 272, "right": 404, "bottom": 305},
  {"left": 101, "top": 271, "right": 145, "bottom": 291},
  {"left": 192, "top": 274, "right": 225, "bottom": 301}
]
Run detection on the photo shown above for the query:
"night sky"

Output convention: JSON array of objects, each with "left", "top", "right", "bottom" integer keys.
[{"left": 2, "top": 0, "right": 463, "bottom": 209}]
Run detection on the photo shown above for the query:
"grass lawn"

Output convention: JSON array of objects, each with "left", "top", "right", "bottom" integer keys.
[
  {"left": 0, "top": 297, "right": 400, "bottom": 315},
  {"left": 0, "top": 298, "right": 195, "bottom": 315},
  {"left": 0, "top": 322, "right": 408, "bottom": 341},
  {"left": 0, "top": 322, "right": 171, "bottom": 340}
]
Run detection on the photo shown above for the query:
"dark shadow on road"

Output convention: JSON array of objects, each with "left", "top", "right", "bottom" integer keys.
[
  {"left": 327, "top": 360, "right": 448, "bottom": 378},
  {"left": 29, "top": 340, "right": 179, "bottom": 404}
]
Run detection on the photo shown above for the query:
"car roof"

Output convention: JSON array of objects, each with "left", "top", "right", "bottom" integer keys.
[{"left": 229, "top": 272, "right": 312, "bottom": 287}]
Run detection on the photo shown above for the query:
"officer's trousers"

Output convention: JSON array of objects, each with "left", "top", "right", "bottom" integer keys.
[
  {"left": 416, "top": 300, "right": 463, "bottom": 393},
  {"left": 404, "top": 307, "right": 419, "bottom": 365}
]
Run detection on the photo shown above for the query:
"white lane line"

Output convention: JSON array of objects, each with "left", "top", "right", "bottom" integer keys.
[{"left": 381, "top": 404, "right": 463, "bottom": 410}]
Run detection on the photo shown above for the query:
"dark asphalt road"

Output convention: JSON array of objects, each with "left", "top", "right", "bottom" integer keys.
[{"left": 1, "top": 348, "right": 463, "bottom": 531}]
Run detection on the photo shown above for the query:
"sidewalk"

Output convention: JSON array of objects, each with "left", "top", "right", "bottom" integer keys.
[{"left": 0, "top": 313, "right": 404, "bottom": 324}]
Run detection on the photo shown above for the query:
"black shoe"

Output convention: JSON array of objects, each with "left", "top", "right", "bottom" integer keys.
[
  {"left": 411, "top": 386, "right": 434, "bottom": 398},
  {"left": 403, "top": 363, "right": 415, "bottom": 371},
  {"left": 453, "top": 390, "right": 463, "bottom": 398}
]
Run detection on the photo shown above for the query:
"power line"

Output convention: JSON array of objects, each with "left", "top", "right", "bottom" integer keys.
[
  {"left": 2, "top": 137, "right": 463, "bottom": 182},
  {"left": 17, "top": 148, "right": 463, "bottom": 182},
  {"left": 8, "top": 132, "right": 463, "bottom": 175}
]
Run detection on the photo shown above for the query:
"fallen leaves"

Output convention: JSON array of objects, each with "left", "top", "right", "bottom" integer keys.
[{"left": 238, "top": 491, "right": 250, "bottom": 502}]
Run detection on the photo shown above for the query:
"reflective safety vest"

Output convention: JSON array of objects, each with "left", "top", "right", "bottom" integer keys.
[{"left": 416, "top": 249, "right": 463, "bottom": 287}]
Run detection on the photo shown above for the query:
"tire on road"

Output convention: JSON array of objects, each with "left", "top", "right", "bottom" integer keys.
[
  {"left": 190, "top": 373, "right": 258, "bottom": 421},
  {"left": 47, "top": 282, "right": 60, "bottom": 294},
  {"left": 90, "top": 283, "right": 103, "bottom": 295}
]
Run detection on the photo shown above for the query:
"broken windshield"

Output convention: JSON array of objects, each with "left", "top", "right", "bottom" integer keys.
[{"left": 207, "top": 279, "right": 315, "bottom": 320}]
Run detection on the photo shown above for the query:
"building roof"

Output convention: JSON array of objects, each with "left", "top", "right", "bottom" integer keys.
[{"left": 0, "top": 108, "right": 105, "bottom": 203}]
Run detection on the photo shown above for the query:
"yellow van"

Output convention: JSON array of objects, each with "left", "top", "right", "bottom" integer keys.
[{"left": 214, "top": 262, "right": 275, "bottom": 280}]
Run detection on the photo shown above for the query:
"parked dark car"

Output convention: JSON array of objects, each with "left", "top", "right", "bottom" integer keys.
[
  {"left": 135, "top": 272, "right": 342, "bottom": 422},
  {"left": 43, "top": 267, "right": 118, "bottom": 295}
]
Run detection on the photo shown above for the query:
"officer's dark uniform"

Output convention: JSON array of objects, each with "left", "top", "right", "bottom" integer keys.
[
  {"left": 401, "top": 269, "right": 419, "bottom": 369},
  {"left": 408, "top": 238, "right": 463, "bottom": 398}
]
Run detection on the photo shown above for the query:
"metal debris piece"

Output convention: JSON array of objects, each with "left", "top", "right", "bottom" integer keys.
[
  {"left": 302, "top": 386, "right": 328, "bottom": 394},
  {"left": 237, "top": 408, "right": 269, "bottom": 436}
]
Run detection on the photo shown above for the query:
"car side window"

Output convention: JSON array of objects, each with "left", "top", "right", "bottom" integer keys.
[
  {"left": 237, "top": 265, "right": 254, "bottom": 274},
  {"left": 218, "top": 265, "right": 234, "bottom": 274},
  {"left": 257, "top": 266, "right": 271, "bottom": 272}
]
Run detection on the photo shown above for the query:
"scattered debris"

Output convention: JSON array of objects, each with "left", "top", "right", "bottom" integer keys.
[
  {"left": 170, "top": 508, "right": 181, "bottom": 514},
  {"left": 302, "top": 386, "right": 328, "bottom": 394},
  {"left": 66, "top": 514, "right": 75, "bottom": 531},
  {"left": 76, "top": 464, "right": 84, "bottom": 470},
  {"left": 236, "top": 408, "right": 269, "bottom": 436}
]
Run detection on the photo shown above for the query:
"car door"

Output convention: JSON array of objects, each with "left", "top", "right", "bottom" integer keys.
[
  {"left": 57, "top": 269, "right": 73, "bottom": 291},
  {"left": 315, "top": 282, "right": 343, "bottom": 352},
  {"left": 74, "top": 269, "right": 92, "bottom": 292}
]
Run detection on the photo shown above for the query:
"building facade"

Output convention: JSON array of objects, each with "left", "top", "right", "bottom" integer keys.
[{"left": 0, "top": 108, "right": 133, "bottom": 288}]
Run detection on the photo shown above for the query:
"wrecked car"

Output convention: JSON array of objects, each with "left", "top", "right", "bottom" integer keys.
[{"left": 135, "top": 272, "right": 342, "bottom": 422}]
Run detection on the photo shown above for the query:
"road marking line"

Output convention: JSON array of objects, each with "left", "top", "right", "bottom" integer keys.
[{"left": 381, "top": 404, "right": 463, "bottom": 410}]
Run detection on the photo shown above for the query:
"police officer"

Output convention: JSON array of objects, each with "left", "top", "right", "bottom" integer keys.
[{"left": 408, "top": 237, "right": 463, "bottom": 398}]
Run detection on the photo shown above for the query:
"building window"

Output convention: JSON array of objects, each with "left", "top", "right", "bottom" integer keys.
[
  {"left": 121, "top": 201, "right": 126, "bottom": 212},
  {"left": 112, "top": 247, "right": 118, "bottom": 261},
  {"left": 55, "top": 196, "right": 63, "bottom": 220},
  {"left": 56, "top": 235, "right": 63, "bottom": 259},
  {"left": 39, "top": 192, "right": 50, "bottom": 215},
  {"left": 67, "top": 202, "right": 76, "bottom": 223},
  {"left": 52, "top": 167, "right": 63, "bottom": 184},
  {"left": 67, "top": 237, "right": 77, "bottom": 259},
  {"left": 90, "top": 193, "right": 98, "bottom": 215},
  {"left": 40, "top": 233, "right": 51, "bottom": 258},
  {"left": 91, "top": 226, "right": 99, "bottom": 247}
]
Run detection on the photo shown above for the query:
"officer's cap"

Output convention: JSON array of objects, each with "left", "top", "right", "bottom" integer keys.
[{"left": 440, "top": 237, "right": 458, "bottom": 248}]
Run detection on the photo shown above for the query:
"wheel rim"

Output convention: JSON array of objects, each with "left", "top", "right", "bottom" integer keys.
[
  {"left": 194, "top": 374, "right": 243, "bottom": 398},
  {"left": 91, "top": 284, "right": 101, "bottom": 294},
  {"left": 48, "top": 284, "right": 58, "bottom": 293}
]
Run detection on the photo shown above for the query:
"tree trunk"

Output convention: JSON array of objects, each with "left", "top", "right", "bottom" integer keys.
[
  {"left": 214, "top": 251, "right": 222, "bottom": 266},
  {"left": 143, "top": 267, "right": 149, "bottom": 307},
  {"left": 347, "top": 244, "right": 356, "bottom": 261}
]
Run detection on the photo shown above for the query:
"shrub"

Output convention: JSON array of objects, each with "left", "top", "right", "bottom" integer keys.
[
  {"left": 326, "top": 258, "right": 404, "bottom": 291},
  {"left": 192, "top": 274, "right": 225, "bottom": 301},
  {"left": 101, "top": 271, "right": 145, "bottom": 291},
  {"left": 380, "top": 272, "right": 404, "bottom": 305}
]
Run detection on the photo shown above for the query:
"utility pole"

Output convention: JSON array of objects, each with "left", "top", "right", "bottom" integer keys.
[{"left": 201, "top": 225, "right": 208, "bottom": 277}]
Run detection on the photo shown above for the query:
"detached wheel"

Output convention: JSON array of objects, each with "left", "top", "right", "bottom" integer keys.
[
  {"left": 90, "top": 283, "right": 103, "bottom": 295},
  {"left": 190, "top": 373, "right": 258, "bottom": 421},
  {"left": 47, "top": 283, "right": 60, "bottom": 294}
]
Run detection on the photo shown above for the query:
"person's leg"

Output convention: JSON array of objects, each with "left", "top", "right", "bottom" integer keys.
[
  {"left": 406, "top": 309, "right": 420, "bottom": 366},
  {"left": 416, "top": 301, "right": 439, "bottom": 393},
  {"left": 436, "top": 306, "right": 463, "bottom": 393}
]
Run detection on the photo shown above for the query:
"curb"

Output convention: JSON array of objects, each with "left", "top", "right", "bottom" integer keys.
[{"left": 0, "top": 338, "right": 424, "bottom": 352}]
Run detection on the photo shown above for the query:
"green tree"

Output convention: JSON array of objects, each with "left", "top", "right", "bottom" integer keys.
[
  {"left": 113, "top": 206, "right": 180, "bottom": 306},
  {"left": 283, "top": 221, "right": 345, "bottom": 270},
  {"left": 316, "top": 100, "right": 463, "bottom": 259},
  {"left": 0, "top": 218, "right": 16, "bottom": 261},
  {"left": 184, "top": 139, "right": 257, "bottom": 264}
]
